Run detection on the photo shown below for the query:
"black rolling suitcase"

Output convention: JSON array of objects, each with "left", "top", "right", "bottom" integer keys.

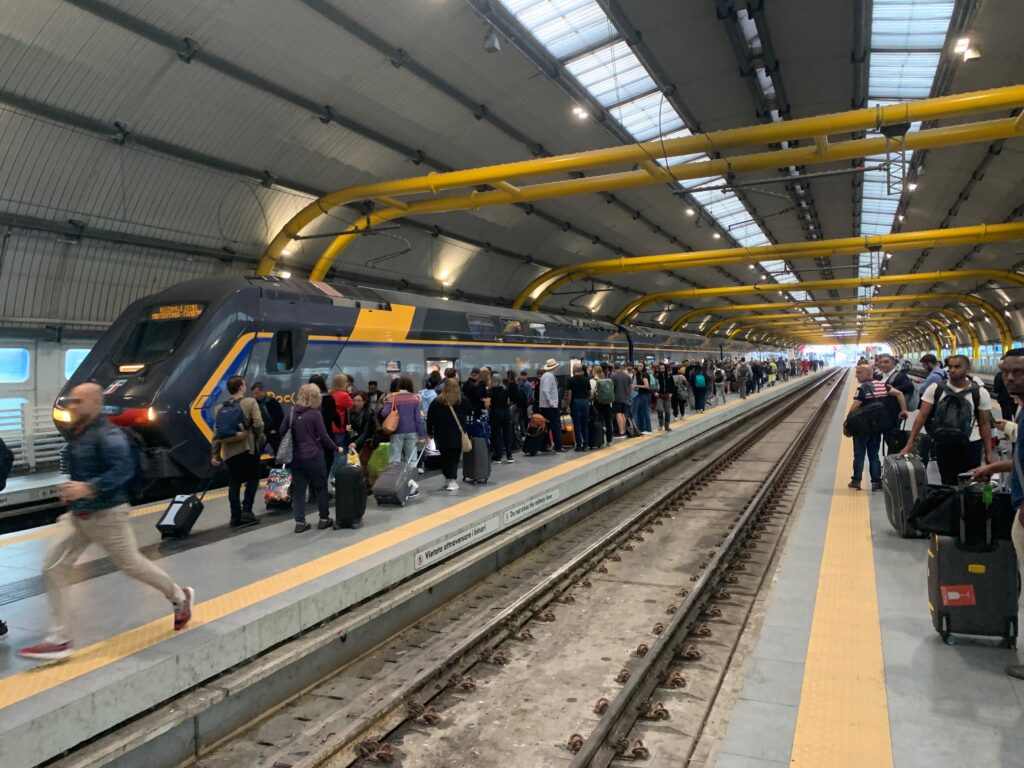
[
  {"left": 625, "top": 417, "right": 641, "bottom": 438},
  {"left": 927, "top": 475, "right": 1019, "bottom": 647},
  {"left": 156, "top": 492, "right": 206, "bottom": 539},
  {"left": 588, "top": 409, "right": 605, "bottom": 449},
  {"left": 881, "top": 454, "right": 928, "bottom": 538},
  {"left": 463, "top": 437, "right": 491, "bottom": 483},
  {"left": 334, "top": 462, "right": 367, "bottom": 528}
]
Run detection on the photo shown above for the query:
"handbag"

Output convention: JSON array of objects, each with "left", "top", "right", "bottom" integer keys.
[
  {"left": 276, "top": 412, "right": 294, "bottom": 465},
  {"left": 451, "top": 406, "right": 472, "bottom": 452},
  {"left": 381, "top": 395, "right": 401, "bottom": 435}
]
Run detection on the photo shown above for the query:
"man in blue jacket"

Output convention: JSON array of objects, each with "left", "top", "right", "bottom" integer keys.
[{"left": 19, "top": 383, "right": 194, "bottom": 661}]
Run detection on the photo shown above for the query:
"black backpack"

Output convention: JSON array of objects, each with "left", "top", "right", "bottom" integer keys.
[
  {"left": 0, "top": 436, "right": 13, "bottom": 492},
  {"left": 927, "top": 382, "right": 979, "bottom": 446},
  {"left": 845, "top": 385, "right": 896, "bottom": 436}
]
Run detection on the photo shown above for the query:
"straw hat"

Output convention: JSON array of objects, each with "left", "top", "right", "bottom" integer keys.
[{"left": 542, "top": 358, "right": 559, "bottom": 371}]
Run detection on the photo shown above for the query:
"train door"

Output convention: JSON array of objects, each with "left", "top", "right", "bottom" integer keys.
[{"left": 426, "top": 358, "right": 455, "bottom": 377}]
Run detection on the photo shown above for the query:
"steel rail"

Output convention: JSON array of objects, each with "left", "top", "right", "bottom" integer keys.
[
  {"left": 568, "top": 369, "right": 848, "bottom": 767},
  {"left": 274, "top": 371, "right": 842, "bottom": 768}
]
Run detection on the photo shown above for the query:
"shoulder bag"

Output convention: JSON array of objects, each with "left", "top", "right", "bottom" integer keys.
[{"left": 451, "top": 406, "right": 472, "bottom": 452}]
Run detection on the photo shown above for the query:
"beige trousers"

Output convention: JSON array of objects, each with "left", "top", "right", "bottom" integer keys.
[{"left": 43, "top": 505, "right": 184, "bottom": 643}]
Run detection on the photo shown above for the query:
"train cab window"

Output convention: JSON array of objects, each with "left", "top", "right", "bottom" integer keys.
[
  {"left": 527, "top": 322, "right": 550, "bottom": 342},
  {"left": 116, "top": 305, "right": 204, "bottom": 367},
  {"left": 0, "top": 348, "right": 30, "bottom": 383},
  {"left": 269, "top": 331, "right": 295, "bottom": 373},
  {"left": 500, "top": 319, "right": 525, "bottom": 343}
]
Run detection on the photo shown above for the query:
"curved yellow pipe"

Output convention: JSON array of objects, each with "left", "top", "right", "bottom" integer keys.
[
  {"left": 671, "top": 293, "right": 1009, "bottom": 352},
  {"left": 516, "top": 221, "right": 1024, "bottom": 310},
  {"left": 256, "top": 85, "right": 1024, "bottom": 277},
  {"left": 614, "top": 270, "right": 1024, "bottom": 334}
]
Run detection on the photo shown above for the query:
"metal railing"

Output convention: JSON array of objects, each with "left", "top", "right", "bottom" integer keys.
[{"left": 0, "top": 404, "right": 63, "bottom": 473}]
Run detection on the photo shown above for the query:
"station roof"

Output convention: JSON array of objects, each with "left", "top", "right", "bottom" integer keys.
[{"left": 0, "top": 0, "right": 1021, "bottom": 349}]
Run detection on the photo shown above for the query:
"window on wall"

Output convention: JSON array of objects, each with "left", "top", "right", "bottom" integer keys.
[
  {"left": 0, "top": 396, "right": 27, "bottom": 430},
  {"left": 64, "top": 348, "right": 91, "bottom": 380},
  {"left": 0, "top": 348, "right": 30, "bottom": 383}
]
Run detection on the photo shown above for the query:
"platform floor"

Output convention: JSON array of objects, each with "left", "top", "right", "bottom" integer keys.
[
  {"left": 717, "top": 371, "right": 1024, "bottom": 767},
  {"left": 0, "top": 374, "right": 820, "bottom": 768}
]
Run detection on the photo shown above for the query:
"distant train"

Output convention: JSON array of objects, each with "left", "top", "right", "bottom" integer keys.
[{"left": 53, "top": 276, "right": 782, "bottom": 496}]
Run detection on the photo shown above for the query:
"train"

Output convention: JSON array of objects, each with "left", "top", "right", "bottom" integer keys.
[{"left": 53, "top": 276, "right": 784, "bottom": 497}]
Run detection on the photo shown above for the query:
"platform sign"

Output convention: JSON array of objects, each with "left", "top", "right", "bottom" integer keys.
[
  {"left": 503, "top": 489, "right": 560, "bottom": 525},
  {"left": 414, "top": 516, "right": 499, "bottom": 570},
  {"left": 385, "top": 360, "right": 401, "bottom": 373}
]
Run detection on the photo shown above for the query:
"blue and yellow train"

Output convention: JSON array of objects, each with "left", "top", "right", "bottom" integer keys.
[{"left": 53, "top": 276, "right": 781, "bottom": 495}]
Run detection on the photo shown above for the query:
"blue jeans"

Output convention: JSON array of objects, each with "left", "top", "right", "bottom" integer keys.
[
  {"left": 389, "top": 432, "right": 418, "bottom": 464},
  {"left": 571, "top": 398, "right": 590, "bottom": 449},
  {"left": 631, "top": 393, "right": 652, "bottom": 432},
  {"left": 852, "top": 432, "right": 882, "bottom": 484}
]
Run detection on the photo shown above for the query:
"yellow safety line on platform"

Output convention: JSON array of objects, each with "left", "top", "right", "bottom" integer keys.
[
  {"left": 0, "top": 377, "right": 800, "bottom": 709},
  {"left": 790, "top": 371, "right": 893, "bottom": 767}
]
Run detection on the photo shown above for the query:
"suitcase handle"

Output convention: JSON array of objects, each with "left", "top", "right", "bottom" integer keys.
[{"left": 196, "top": 466, "right": 217, "bottom": 501}]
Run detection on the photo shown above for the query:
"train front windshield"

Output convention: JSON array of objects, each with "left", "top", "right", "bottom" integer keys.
[{"left": 116, "top": 303, "right": 205, "bottom": 368}]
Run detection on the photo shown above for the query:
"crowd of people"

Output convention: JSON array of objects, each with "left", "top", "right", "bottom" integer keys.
[{"left": 1, "top": 353, "right": 820, "bottom": 660}]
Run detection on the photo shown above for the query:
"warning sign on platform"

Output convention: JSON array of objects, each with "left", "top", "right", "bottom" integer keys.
[
  {"left": 414, "top": 516, "right": 499, "bottom": 570},
  {"left": 503, "top": 489, "right": 561, "bottom": 525}
]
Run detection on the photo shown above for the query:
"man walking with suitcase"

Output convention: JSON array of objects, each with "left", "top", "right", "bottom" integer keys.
[
  {"left": 19, "top": 383, "right": 194, "bottom": 661},
  {"left": 971, "top": 348, "right": 1024, "bottom": 678},
  {"left": 846, "top": 364, "right": 907, "bottom": 491}
]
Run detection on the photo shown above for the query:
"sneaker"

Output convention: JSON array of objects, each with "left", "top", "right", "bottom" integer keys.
[
  {"left": 506, "top": 457, "right": 515, "bottom": 464},
  {"left": 174, "top": 587, "right": 195, "bottom": 631},
  {"left": 19, "top": 640, "right": 73, "bottom": 661},
  {"left": 238, "top": 513, "right": 260, "bottom": 527},
  {"left": 871, "top": 481, "right": 882, "bottom": 492},
  {"left": 445, "top": 481, "right": 458, "bottom": 492},
  {"left": 417, "top": 467, "right": 425, "bottom": 474},
  {"left": 847, "top": 480, "right": 861, "bottom": 490},
  {"left": 665, "top": 426, "right": 672, "bottom": 432},
  {"left": 317, "top": 518, "right": 333, "bottom": 530},
  {"left": 500, "top": 457, "right": 509, "bottom": 464},
  {"left": 295, "top": 522, "right": 311, "bottom": 533}
]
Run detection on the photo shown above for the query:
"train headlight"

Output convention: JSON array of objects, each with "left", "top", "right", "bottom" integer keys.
[
  {"left": 53, "top": 407, "right": 72, "bottom": 424},
  {"left": 147, "top": 407, "right": 156, "bottom": 422}
]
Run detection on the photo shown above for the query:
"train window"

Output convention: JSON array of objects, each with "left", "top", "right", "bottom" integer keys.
[
  {"left": 64, "top": 348, "right": 91, "bottom": 380},
  {"left": 0, "top": 396, "right": 27, "bottom": 430},
  {"left": 527, "top": 322, "right": 550, "bottom": 342},
  {"left": 500, "top": 319, "right": 525, "bottom": 342},
  {"left": 466, "top": 314, "right": 497, "bottom": 341},
  {"left": 0, "top": 348, "right": 30, "bottom": 383},
  {"left": 270, "top": 331, "right": 295, "bottom": 372}
]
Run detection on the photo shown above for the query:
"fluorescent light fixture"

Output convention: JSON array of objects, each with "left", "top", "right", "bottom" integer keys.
[
  {"left": 954, "top": 37, "right": 970, "bottom": 53},
  {"left": 279, "top": 271, "right": 291, "bottom": 279}
]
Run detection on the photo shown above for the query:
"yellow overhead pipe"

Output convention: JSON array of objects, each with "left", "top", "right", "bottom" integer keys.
[
  {"left": 732, "top": 318, "right": 941, "bottom": 347},
  {"left": 253, "top": 85, "right": 1024, "bottom": 279},
  {"left": 719, "top": 308, "right": 979, "bottom": 358},
  {"left": 515, "top": 221, "right": 1024, "bottom": 310},
  {"left": 614, "top": 269, "right": 1024, "bottom": 349},
  {"left": 671, "top": 293, "right": 1009, "bottom": 352}
]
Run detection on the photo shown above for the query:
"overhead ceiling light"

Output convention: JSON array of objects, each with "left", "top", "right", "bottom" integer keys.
[
  {"left": 281, "top": 248, "right": 293, "bottom": 257},
  {"left": 885, "top": 253, "right": 892, "bottom": 260},
  {"left": 712, "top": 232, "right": 721, "bottom": 240},
  {"left": 571, "top": 105, "right": 588, "bottom": 120},
  {"left": 279, "top": 271, "right": 291, "bottom": 279},
  {"left": 907, "top": 182, "right": 918, "bottom": 192},
  {"left": 962, "top": 45, "right": 981, "bottom": 62},
  {"left": 898, "top": 214, "right": 905, "bottom": 222},
  {"left": 748, "top": 264, "right": 755, "bottom": 270},
  {"left": 482, "top": 27, "right": 501, "bottom": 53},
  {"left": 441, "top": 296, "right": 450, "bottom": 301},
  {"left": 954, "top": 37, "right": 971, "bottom": 54},
  {"left": 685, "top": 207, "right": 695, "bottom": 216}
]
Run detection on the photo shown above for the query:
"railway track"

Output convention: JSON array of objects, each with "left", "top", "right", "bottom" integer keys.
[{"left": 193, "top": 369, "right": 846, "bottom": 768}]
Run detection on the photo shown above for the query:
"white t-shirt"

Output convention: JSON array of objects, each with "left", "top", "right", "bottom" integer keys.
[{"left": 921, "top": 379, "right": 992, "bottom": 443}]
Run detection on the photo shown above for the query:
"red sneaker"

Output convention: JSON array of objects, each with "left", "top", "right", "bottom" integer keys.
[
  {"left": 174, "top": 587, "right": 195, "bottom": 631},
  {"left": 19, "top": 640, "right": 73, "bottom": 661}
]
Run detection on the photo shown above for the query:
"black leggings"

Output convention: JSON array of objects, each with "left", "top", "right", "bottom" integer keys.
[
  {"left": 440, "top": 446, "right": 461, "bottom": 480},
  {"left": 490, "top": 410, "right": 513, "bottom": 460}
]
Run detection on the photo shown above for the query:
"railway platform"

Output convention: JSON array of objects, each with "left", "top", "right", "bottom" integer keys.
[
  {"left": 715, "top": 370, "right": 1024, "bottom": 767},
  {"left": 0, "top": 372, "right": 820, "bottom": 768}
]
